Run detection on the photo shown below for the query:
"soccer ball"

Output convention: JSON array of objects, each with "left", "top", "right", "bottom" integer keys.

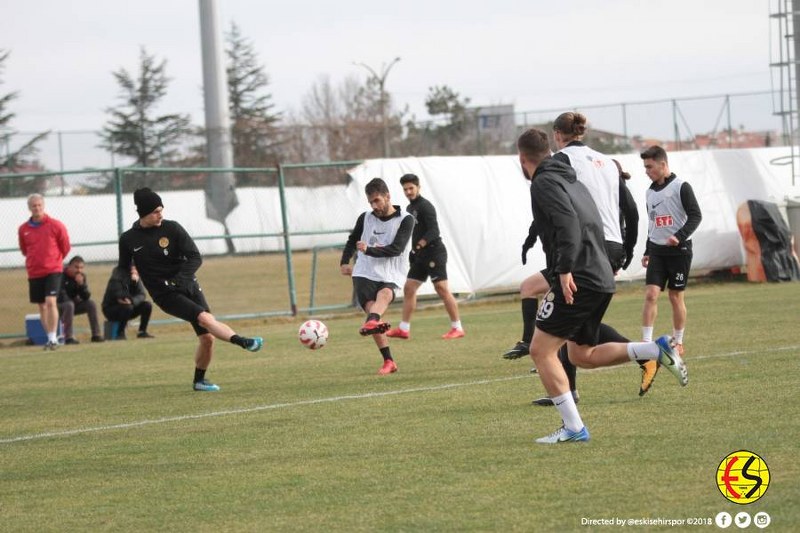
[{"left": 298, "top": 319, "right": 329, "bottom": 350}]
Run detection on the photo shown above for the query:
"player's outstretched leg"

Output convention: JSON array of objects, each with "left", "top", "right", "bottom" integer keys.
[{"left": 230, "top": 334, "right": 263, "bottom": 352}]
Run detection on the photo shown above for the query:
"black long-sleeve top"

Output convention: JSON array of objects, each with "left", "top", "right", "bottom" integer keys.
[
  {"left": 530, "top": 158, "right": 616, "bottom": 293},
  {"left": 58, "top": 269, "right": 91, "bottom": 303},
  {"left": 118, "top": 219, "right": 202, "bottom": 300},
  {"left": 407, "top": 195, "right": 442, "bottom": 248},
  {"left": 102, "top": 266, "right": 147, "bottom": 312},
  {"left": 619, "top": 180, "right": 639, "bottom": 259}
]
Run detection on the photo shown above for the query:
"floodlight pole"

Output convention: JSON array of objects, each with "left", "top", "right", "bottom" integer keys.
[
  {"left": 198, "top": 0, "right": 238, "bottom": 253},
  {"left": 198, "top": 0, "right": 233, "bottom": 171},
  {"left": 354, "top": 57, "right": 401, "bottom": 158}
]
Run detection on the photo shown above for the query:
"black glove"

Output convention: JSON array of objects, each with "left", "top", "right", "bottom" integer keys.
[
  {"left": 521, "top": 233, "right": 537, "bottom": 266},
  {"left": 622, "top": 250, "right": 634, "bottom": 270},
  {"left": 408, "top": 249, "right": 416, "bottom": 264}
]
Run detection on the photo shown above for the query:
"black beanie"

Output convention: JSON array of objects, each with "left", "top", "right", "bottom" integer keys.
[{"left": 134, "top": 188, "right": 163, "bottom": 216}]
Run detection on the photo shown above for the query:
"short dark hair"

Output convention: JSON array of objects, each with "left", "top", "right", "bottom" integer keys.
[
  {"left": 68, "top": 255, "right": 85, "bottom": 266},
  {"left": 517, "top": 128, "right": 550, "bottom": 162},
  {"left": 640, "top": 145, "right": 668, "bottom": 163},
  {"left": 399, "top": 173, "right": 419, "bottom": 186},
  {"left": 365, "top": 177, "right": 389, "bottom": 196}
]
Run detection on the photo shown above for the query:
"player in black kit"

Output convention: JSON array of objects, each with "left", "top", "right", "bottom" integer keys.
[
  {"left": 516, "top": 129, "right": 687, "bottom": 443},
  {"left": 118, "top": 188, "right": 263, "bottom": 392},
  {"left": 386, "top": 174, "right": 464, "bottom": 340}
]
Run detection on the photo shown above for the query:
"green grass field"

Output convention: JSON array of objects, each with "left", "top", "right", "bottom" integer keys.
[{"left": 1, "top": 282, "right": 799, "bottom": 532}]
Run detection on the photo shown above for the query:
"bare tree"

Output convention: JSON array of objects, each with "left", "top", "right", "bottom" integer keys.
[{"left": 281, "top": 74, "right": 405, "bottom": 163}]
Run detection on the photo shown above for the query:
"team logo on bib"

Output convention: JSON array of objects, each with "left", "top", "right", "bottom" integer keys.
[
  {"left": 655, "top": 215, "right": 673, "bottom": 228},
  {"left": 158, "top": 237, "right": 169, "bottom": 248}
]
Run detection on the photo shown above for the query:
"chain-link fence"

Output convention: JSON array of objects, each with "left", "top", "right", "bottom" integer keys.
[
  {"left": 2, "top": 91, "right": 784, "bottom": 173},
  {"left": 0, "top": 162, "right": 362, "bottom": 340}
]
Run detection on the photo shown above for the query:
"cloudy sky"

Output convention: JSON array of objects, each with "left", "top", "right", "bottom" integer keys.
[{"left": 0, "top": 0, "right": 778, "bottom": 167}]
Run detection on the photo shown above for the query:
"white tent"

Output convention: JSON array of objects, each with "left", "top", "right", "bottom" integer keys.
[{"left": 347, "top": 147, "right": 800, "bottom": 294}]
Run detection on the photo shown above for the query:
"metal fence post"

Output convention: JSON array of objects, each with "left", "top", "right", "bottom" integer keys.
[
  {"left": 277, "top": 164, "right": 298, "bottom": 316},
  {"left": 114, "top": 168, "right": 124, "bottom": 236},
  {"left": 309, "top": 246, "right": 320, "bottom": 313},
  {"left": 57, "top": 131, "right": 65, "bottom": 195},
  {"left": 621, "top": 103, "right": 628, "bottom": 141},
  {"left": 672, "top": 99, "right": 681, "bottom": 150},
  {"left": 726, "top": 95, "right": 733, "bottom": 149}
]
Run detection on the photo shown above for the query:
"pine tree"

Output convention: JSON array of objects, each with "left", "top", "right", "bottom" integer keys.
[
  {"left": 225, "top": 23, "right": 281, "bottom": 170},
  {"left": 422, "top": 85, "right": 476, "bottom": 155},
  {"left": 100, "top": 47, "right": 191, "bottom": 190}
]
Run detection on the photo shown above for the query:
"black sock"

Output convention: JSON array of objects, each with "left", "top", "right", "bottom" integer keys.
[
  {"left": 194, "top": 367, "right": 206, "bottom": 383},
  {"left": 367, "top": 312, "right": 381, "bottom": 322},
  {"left": 380, "top": 346, "right": 392, "bottom": 361},
  {"left": 598, "top": 323, "right": 629, "bottom": 343},
  {"left": 229, "top": 334, "right": 247, "bottom": 348},
  {"left": 558, "top": 345, "right": 577, "bottom": 392},
  {"left": 521, "top": 298, "right": 538, "bottom": 343}
]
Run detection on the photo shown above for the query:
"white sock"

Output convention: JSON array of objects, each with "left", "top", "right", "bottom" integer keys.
[
  {"left": 627, "top": 341, "right": 660, "bottom": 361},
  {"left": 48, "top": 331, "right": 59, "bottom": 343},
  {"left": 642, "top": 326, "right": 654, "bottom": 342},
  {"left": 451, "top": 320, "right": 462, "bottom": 330},
  {"left": 552, "top": 391, "right": 584, "bottom": 432},
  {"left": 398, "top": 321, "right": 410, "bottom": 332},
  {"left": 673, "top": 329, "right": 684, "bottom": 345}
]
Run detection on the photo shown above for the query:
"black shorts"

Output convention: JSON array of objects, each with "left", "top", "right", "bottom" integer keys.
[
  {"left": 353, "top": 277, "right": 398, "bottom": 311},
  {"left": 645, "top": 253, "right": 693, "bottom": 291},
  {"left": 153, "top": 280, "right": 210, "bottom": 336},
  {"left": 535, "top": 286, "right": 613, "bottom": 346},
  {"left": 407, "top": 243, "right": 448, "bottom": 283},
  {"left": 28, "top": 273, "right": 62, "bottom": 304}
]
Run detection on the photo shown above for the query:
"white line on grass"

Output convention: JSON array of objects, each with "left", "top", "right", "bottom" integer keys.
[
  {"left": 2, "top": 345, "right": 796, "bottom": 446},
  {"left": 0, "top": 376, "right": 525, "bottom": 445}
]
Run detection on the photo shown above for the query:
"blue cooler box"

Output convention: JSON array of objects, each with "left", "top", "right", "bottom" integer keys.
[{"left": 25, "top": 314, "right": 62, "bottom": 345}]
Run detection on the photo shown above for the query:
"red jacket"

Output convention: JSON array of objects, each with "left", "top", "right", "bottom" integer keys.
[{"left": 18, "top": 215, "right": 71, "bottom": 279}]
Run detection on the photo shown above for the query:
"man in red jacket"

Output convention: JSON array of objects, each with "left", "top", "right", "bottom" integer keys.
[{"left": 18, "top": 194, "right": 71, "bottom": 350}]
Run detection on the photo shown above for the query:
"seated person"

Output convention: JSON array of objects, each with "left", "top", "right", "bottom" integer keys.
[
  {"left": 57, "top": 255, "right": 103, "bottom": 344},
  {"left": 101, "top": 264, "right": 154, "bottom": 339}
]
